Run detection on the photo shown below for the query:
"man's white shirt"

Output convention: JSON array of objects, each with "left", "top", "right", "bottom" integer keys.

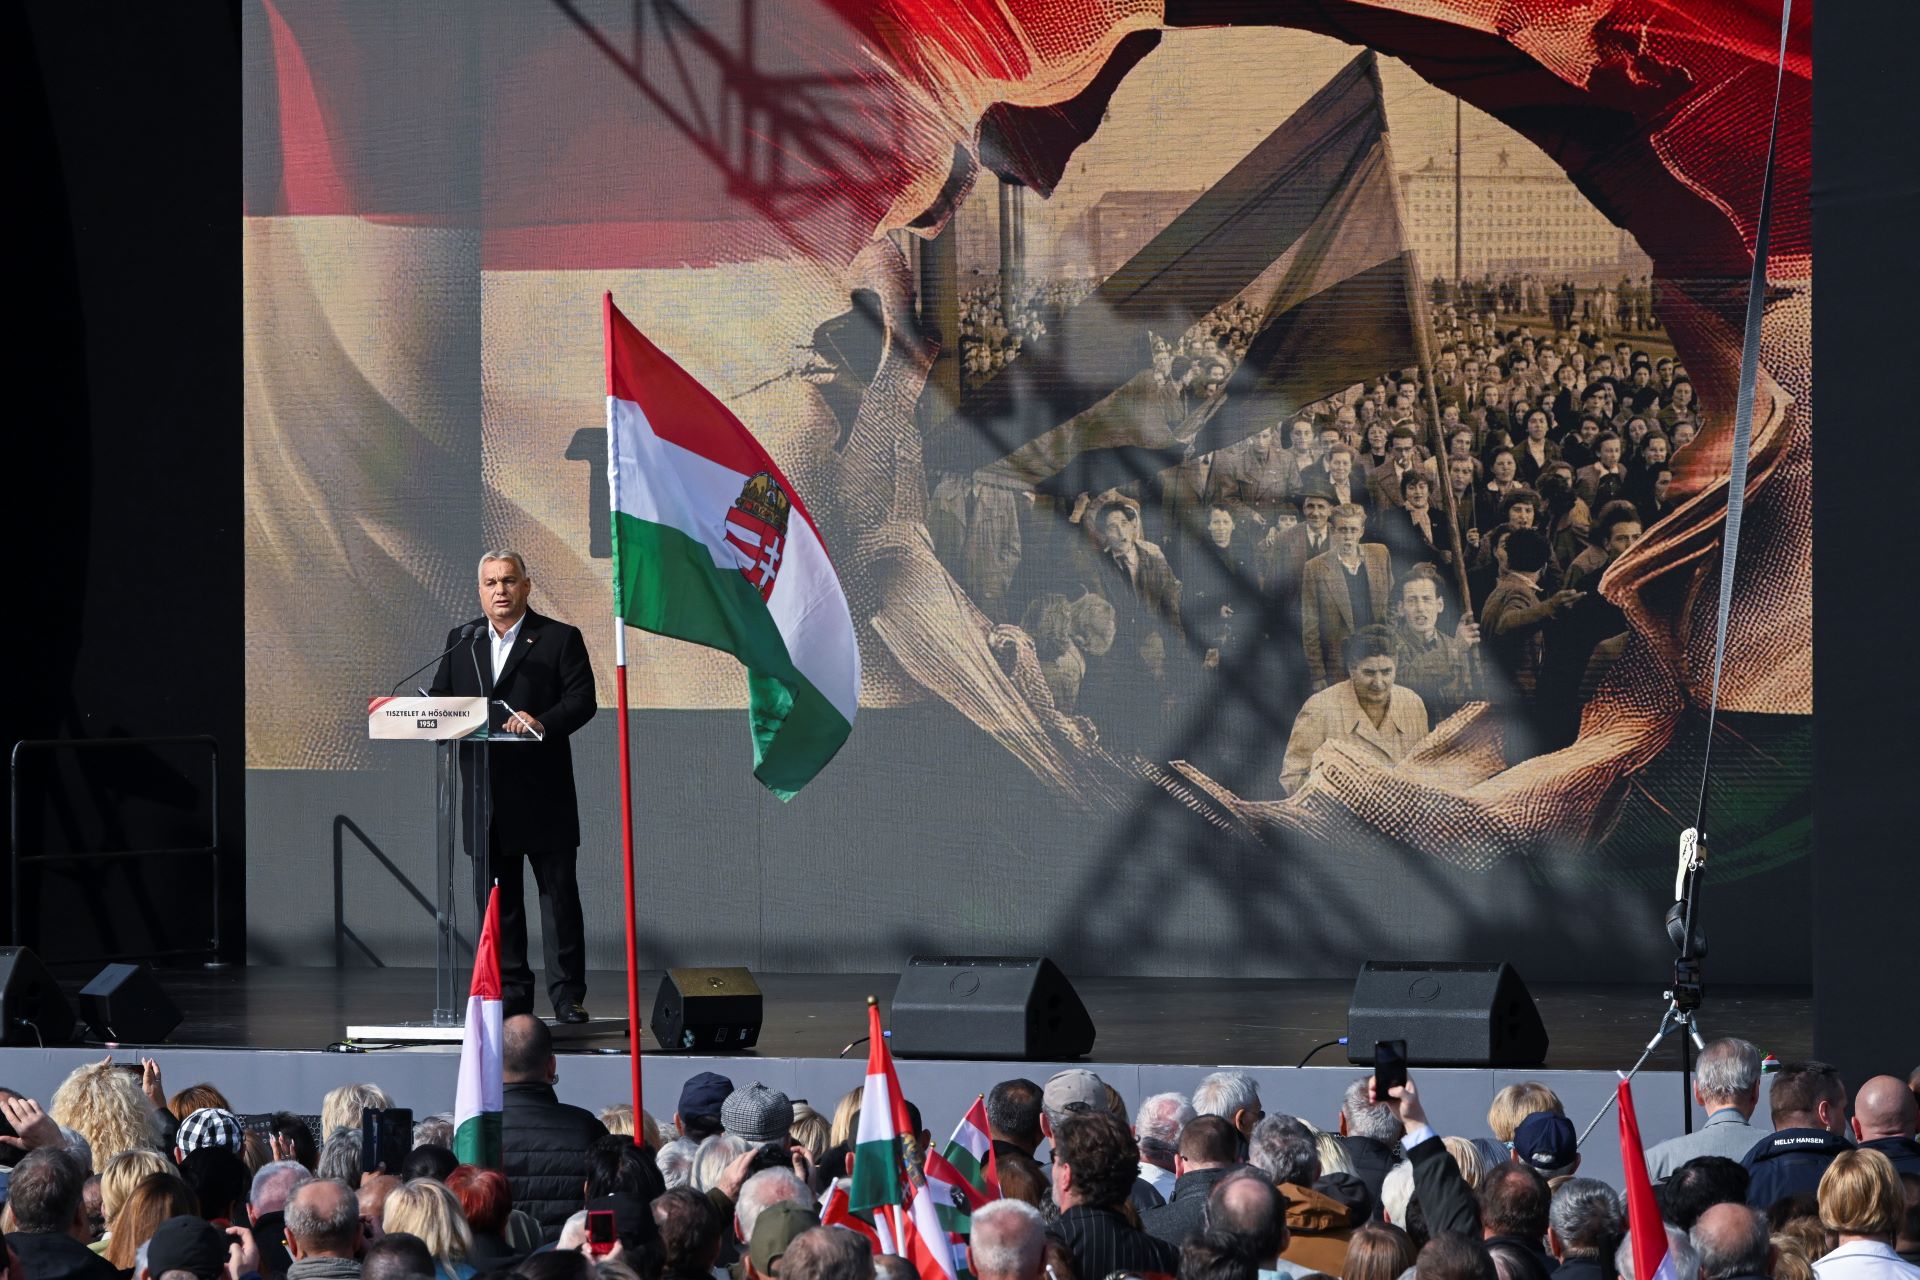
[{"left": 489, "top": 613, "right": 525, "bottom": 682}]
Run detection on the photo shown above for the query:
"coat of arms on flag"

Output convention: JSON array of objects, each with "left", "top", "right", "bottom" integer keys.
[{"left": 724, "top": 471, "right": 792, "bottom": 601}]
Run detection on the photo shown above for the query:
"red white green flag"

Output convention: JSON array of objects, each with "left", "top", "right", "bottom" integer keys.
[
  {"left": 452, "top": 886, "right": 504, "bottom": 1167},
  {"left": 846, "top": 1000, "right": 960, "bottom": 1280},
  {"left": 603, "top": 294, "right": 859, "bottom": 799},
  {"left": 926, "top": 1095, "right": 1001, "bottom": 1236}
]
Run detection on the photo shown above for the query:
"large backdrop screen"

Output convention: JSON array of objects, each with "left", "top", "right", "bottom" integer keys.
[{"left": 242, "top": 0, "right": 1813, "bottom": 981}]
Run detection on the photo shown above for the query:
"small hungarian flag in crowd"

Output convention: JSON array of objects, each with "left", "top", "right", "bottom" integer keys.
[
  {"left": 925, "top": 1095, "right": 1002, "bottom": 1237},
  {"left": 453, "top": 886, "right": 504, "bottom": 1167},
  {"left": 847, "top": 1000, "right": 961, "bottom": 1280},
  {"left": 603, "top": 295, "right": 860, "bottom": 799},
  {"left": 1617, "top": 1080, "right": 1680, "bottom": 1280}
]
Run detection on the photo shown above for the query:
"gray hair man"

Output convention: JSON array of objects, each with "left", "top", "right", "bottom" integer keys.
[
  {"left": 249, "top": 1160, "right": 316, "bottom": 1277},
  {"left": 1689, "top": 1203, "right": 1773, "bottom": 1280},
  {"left": 781, "top": 1226, "right": 877, "bottom": 1280},
  {"left": 285, "top": 1179, "right": 364, "bottom": 1280},
  {"left": 735, "top": 1167, "right": 816, "bottom": 1244},
  {"left": 1339, "top": 1076, "right": 1406, "bottom": 1212},
  {"left": 1546, "top": 1179, "right": 1624, "bottom": 1280},
  {"left": 1192, "top": 1072, "right": 1264, "bottom": 1145},
  {"left": 1135, "top": 1092, "right": 1196, "bottom": 1202},
  {"left": 1645, "top": 1038, "right": 1767, "bottom": 1182},
  {"left": 1249, "top": 1126, "right": 1320, "bottom": 1190},
  {"left": 969, "top": 1199, "right": 1047, "bottom": 1280}
]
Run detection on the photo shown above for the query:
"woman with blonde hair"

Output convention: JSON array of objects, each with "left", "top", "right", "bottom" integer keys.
[
  {"left": 592, "top": 1104, "right": 661, "bottom": 1152},
  {"left": 1441, "top": 1135, "right": 1488, "bottom": 1190},
  {"left": 105, "top": 1172, "right": 198, "bottom": 1271},
  {"left": 383, "top": 1177, "right": 476, "bottom": 1279},
  {"left": 51, "top": 1060, "right": 160, "bottom": 1167},
  {"left": 1812, "top": 1149, "right": 1907, "bottom": 1280},
  {"left": 828, "top": 1087, "right": 864, "bottom": 1150},
  {"left": 320, "top": 1083, "right": 392, "bottom": 1142},
  {"left": 90, "top": 1148, "right": 174, "bottom": 1256}
]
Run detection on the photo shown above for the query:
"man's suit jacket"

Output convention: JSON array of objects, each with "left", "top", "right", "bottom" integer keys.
[
  {"left": 430, "top": 609, "right": 597, "bottom": 851},
  {"left": 1263, "top": 524, "right": 1334, "bottom": 602},
  {"left": 1299, "top": 545, "right": 1393, "bottom": 689}
]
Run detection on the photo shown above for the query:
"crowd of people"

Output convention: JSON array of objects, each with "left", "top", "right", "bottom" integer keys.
[
  {"left": 1425, "top": 275, "right": 1660, "bottom": 340},
  {"left": 3, "top": 1034, "right": 1915, "bottom": 1280},
  {"left": 933, "top": 293, "right": 1699, "bottom": 779},
  {"left": 958, "top": 278, "right": 1102, "bottom": 389}
]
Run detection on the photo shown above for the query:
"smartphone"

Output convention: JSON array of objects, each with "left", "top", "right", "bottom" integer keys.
[
  {"left": 586, "top": 1208, "right": 618, "bottom": 1257},
  {"left": 360, "top": 1107, "right": 413, "bottom": 1174},
  {"left": 1374, "top": 1038, "right": 1409, "bottom": 1095}
]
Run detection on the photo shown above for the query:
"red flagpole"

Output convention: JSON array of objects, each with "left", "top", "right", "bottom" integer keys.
[
  {"left": 616, "top": 621, "right": 643, "bottom": 1139},
  {"left": 607, "top": 292, "right": 644, "bottom": 1144}
]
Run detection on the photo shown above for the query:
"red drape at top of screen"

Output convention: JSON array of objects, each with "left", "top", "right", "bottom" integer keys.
[{"left": 245, "top": 0, "right": 1808, "bottom": 285}]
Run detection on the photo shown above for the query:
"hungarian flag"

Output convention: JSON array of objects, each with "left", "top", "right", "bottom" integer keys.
[
  {"left": 928, "top": 50, "right": 1424, "bottom": 495},
  {"left": 926, "top": 1095, "right": 1001, "bottom": 1236},
  {"left": 821, "top": 1181, "right": 886, "bottom": 1253},
  {"left": 452, "top": 886, "right": 504, "bottom": 1167},
  {"left": 1618, "top": 1080, "right": 1680, "bottom": 1280},
  {"left": 603, "top": 295, "right": 860, "bottom": 799},
  {"left": 847, "top": 1000, "right": 960, "bottom": 1280}
]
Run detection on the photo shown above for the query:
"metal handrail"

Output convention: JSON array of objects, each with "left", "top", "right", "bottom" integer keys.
[{"left": 9, "top": 735, "right": 222, "bottom": 964}]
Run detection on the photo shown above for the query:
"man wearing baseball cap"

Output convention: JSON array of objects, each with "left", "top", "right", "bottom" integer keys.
[
  {"left": 676, "top": 1074, "right": 735, "bottom": 1143},
  {"left": 1513, "top": 1112, "right": 1582, "bottom": 1186}
]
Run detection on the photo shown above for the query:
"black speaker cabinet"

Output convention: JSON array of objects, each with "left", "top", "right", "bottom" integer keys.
[
  {"left": 0, "top": 947, "right": 77, "bottom": 1046},
  {"left": 650, "top": 967, "right": 762, "bottom": 1051},
  {"left": 1346, "top": 960, "right": 1549, "bottom": 1067},
  {"left": 890, "top": 956, "right": 1095, "bottom": 1060},
  {"left": 79, "top": 962, "right": 183, "bottom": 1044}
]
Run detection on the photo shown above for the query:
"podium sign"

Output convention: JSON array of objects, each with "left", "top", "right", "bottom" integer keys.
[{"left": 367, "top": 696, "right": 488, "bottom": 740}]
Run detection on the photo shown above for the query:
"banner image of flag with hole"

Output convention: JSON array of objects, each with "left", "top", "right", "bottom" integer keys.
[
  {"left": 1618, "top": 1080, "right": 1680, "bottom": 1280},
  {"left": 603, "top": 294, "right": 860, "bottom": 800},
  {"left": 453, "top": 885, "right": 504, "bottom": 1167}
]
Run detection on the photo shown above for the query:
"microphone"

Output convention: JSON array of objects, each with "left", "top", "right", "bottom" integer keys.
[{"left": 389, "top": 624, "right": 477, "bottom": 696}]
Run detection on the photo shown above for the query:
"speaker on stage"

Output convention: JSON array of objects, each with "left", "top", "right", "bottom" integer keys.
[
  {"left": 0, "top": 947, "right": 77, "bottom": 1046},
  {"left": 650, "top": 967, "right": 762, "bottom": 1051},
  {"left": 890, "top": 956, "right": 1095, "bottom": 1060},
  {"left": 1346, "top": 960, "right": 1548, "bottom": 1067},
  {"left": 79, "top": 962, "right": 182, "bottom": 1044}
]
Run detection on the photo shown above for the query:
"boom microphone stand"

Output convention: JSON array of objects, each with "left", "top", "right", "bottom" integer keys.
[{"left": 1576, "top": 828, "right": 1709, "bottom": 1147}]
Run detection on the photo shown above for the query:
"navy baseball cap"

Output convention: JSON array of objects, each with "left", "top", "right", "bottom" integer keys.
[
  {"left": 1513, "top": 1111, "right": 1578, "bottom": 1174},
  {"left": 677, "top": 1071, "right": 734, "bottom": 1123}
]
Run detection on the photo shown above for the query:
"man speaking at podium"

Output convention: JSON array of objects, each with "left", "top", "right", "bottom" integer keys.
[{"left": 431, "top": 550, "right": 597, "bottom": 1024}]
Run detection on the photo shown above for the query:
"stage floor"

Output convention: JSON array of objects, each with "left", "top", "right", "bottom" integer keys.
[{"left": 59, "top": 966, "right": 1811, "bottom": 1069}]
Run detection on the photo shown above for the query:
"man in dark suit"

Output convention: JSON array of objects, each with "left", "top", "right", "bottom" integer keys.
[{"left": 431, "top": 551, "right": 597, "bottom": 1023}]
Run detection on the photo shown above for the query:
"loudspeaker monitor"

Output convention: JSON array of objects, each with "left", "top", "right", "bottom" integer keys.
[
  {"left": 890, "top": 955, "right": 1095, "bottom": 1060},
  {"left": 650, "top": 967, "right": 762, "bottom": 1051},
  {"left": 0, "top": 947, "right": 77, "bottom": 1047},
  {"left": 1346, "top": 960, "right": 1548, "bottom": 1067},
  {"left": 79, "top": 962, "right": 183, "bottom": 1043}
]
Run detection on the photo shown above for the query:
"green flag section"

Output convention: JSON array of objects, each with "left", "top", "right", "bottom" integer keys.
[
  {"left": 603, "top": 295, "right": 860, "bottom": 799},
  {"left": 452, "top": 886, "right": 504, "bottom": 1167}
]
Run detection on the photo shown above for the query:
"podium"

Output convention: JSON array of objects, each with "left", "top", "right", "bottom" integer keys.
[{"left": 355, "top": 696, "right": 531, "bottom": 1038}]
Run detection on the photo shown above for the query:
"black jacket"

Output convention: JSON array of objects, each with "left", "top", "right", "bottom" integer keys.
[
  {"left": 1551, "top": 1256, "right": 1613, "bottom": 1280},
  {"left": 6, "top": 1232, "right": 120, "bottom": 1280},
  {"left": 1742, "top": 1128, "right": 1853, "bottom": 1209},
  {"left": 1141, "top": 1165, "right": 1240, "bottom": 1247},
  {"left": 1051, "top": 1204, "right": 1180, "bottom": 1280},
  {"left": 500, "top": 1081, "right": 610, "bottom": 1238},
  {"left": 1485, "top": 1235, "right": 1559, "bottom": 1276},
  {"left": 1407, "top": 1134, "right": 1479, "bottom": 1239},
  {"left": 1341, "top": 1135, "right": 1402, "bottom": 1220},
  {"left": 1861, "top": 1135, "right": 1920, "bottom": 1177},
  {"left": 430, "top": 610, "right": 597, "bottom": 852}
]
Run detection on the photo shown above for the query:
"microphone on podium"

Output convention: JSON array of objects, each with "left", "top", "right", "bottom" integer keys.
[{"left": 389, "top": 623, "right": 479, "bottom": 696}]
